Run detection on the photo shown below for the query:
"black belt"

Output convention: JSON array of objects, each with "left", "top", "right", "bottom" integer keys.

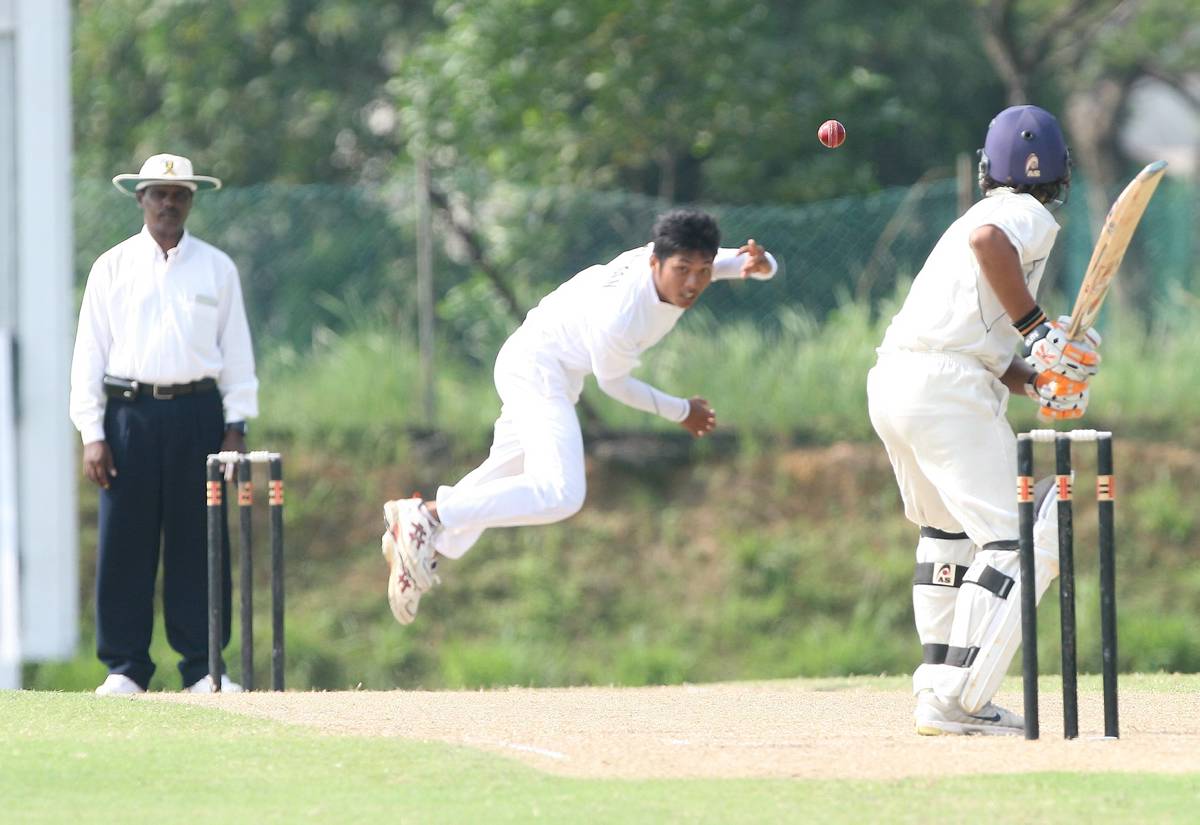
[{"left": 103, "top": 375, "right": 218, "bottom": 401}]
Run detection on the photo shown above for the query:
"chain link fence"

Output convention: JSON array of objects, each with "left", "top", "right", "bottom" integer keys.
[{"left": 75, "top": 171, "right": 1198, "bottom": 361}]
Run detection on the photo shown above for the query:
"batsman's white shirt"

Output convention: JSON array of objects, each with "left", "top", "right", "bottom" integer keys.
[
  {"left": 434, "top": 243, "right": 776, "bottom": 557},
  {"left": 70, "top": 227, "right": 259, "bottom": 444},
  {"left": 868, "top": 190, "right": 1059, "bottom": 543},
  {"left": 879, "top": 190, "right": 1059, "bottom": 374}
]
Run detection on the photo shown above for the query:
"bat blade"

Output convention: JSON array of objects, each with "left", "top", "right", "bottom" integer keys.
[{"left": 1066, "top": 160, "right": 1168, "bottom": 340}]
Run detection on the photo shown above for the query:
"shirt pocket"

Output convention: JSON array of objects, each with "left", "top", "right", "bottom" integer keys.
[{"left": 191, "top": 294, "right": 220, "bottom": 343}]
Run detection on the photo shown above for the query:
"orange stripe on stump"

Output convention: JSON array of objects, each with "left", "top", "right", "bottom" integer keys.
[{"left": 1017, "top": 476, "right": 1033, "bottom": 502}]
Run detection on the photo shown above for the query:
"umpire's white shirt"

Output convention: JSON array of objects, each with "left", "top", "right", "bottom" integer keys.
[
  {"left": 878, "top": 190, "right": 1059, "bottom": 374},
  {"left": 70, "top": 227, "right": 259, "bottom": 444}
]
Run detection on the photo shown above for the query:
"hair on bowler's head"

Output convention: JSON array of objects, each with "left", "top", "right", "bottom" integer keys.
[{"left": 652, "top": 209, "right": 720, "bottom": 261}]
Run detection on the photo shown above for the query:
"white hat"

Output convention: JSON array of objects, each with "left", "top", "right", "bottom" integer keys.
[{"left": 112, "top": 153, "right": 222, "bottom": 196}]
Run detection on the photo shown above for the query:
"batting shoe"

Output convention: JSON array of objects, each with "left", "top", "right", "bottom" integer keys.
[
  {"left": 914, "top": 690, "right": 1024, "bottom": 736},
  {"left": 382, "top": 497, "right": 441, "bottom": 625},
  {"left": 95, "top": 673, "right": 145, "bottom": 695}
]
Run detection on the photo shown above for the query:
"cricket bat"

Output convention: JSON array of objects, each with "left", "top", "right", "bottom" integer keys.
[{"left": 1065, "top": 160, "right": 1168, "bottom": 340}]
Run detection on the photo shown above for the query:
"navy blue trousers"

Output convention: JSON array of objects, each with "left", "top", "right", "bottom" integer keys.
[{"left": 95, "top": 389, "right": 230, "bottom": 689}]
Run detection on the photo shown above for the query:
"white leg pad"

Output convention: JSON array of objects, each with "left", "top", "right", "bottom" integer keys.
[
  {"left": 956, "top": 494, "right": 1061, "bottom": 713},
  {"left": 911, "top": 532, "right": 976, "bottom": 694}
]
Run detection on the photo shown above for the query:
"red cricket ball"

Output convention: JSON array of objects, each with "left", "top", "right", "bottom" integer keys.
[{"left": 818, "top": 119, "right": 846, "bottom": 149}]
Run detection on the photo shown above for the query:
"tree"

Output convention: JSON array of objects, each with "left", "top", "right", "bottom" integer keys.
[
  {"left": 72, "top": 0, "right": 433, "bottom": 184},
  {"left": 393, "top": 0, "right": 1005, "bottom": 204},
  {"left": 972, "top": 0, "right": 1199, "bottom": 225}
]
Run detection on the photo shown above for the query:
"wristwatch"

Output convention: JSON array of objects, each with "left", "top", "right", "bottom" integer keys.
[{"left": 225, "top": 421, "right": 248, "bottom": 435}]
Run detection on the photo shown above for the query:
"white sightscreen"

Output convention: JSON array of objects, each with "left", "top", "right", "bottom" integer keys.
[
  {"left": 4, "top": 0, "right": 77, "bottom": 667},
  {"left": 0, "top": 329, "right": 19, "bottom": 688}
]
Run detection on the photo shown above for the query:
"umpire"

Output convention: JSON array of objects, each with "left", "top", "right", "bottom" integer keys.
[{"left": 70, "top": 153, "right": 258, "bottom": 695}]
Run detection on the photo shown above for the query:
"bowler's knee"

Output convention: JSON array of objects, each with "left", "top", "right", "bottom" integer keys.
[{"left": 536, "top": 478, "right": 586, "bottom": 521}]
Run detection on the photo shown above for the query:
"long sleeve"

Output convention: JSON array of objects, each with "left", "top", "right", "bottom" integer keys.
[
  {"left": 596, "top": 373, "right": 690, "bottom": 423},
  {"left": 216, "top": 263, "right": 258, "bottom": 423},
  {"left": 69, "top": 261, "right": 113, "bottom": 444},
  {"left": 712, "top": 247, "right": 778, "bottom": 281}
]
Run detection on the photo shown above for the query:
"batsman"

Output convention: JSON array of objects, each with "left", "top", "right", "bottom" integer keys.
[{"left": 867, "top": 105, "right": 1101, "bottom": 735}]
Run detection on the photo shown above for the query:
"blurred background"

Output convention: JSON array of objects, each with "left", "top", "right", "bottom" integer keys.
[{"left": 4, "top": 0, "right": 1198, "bottom": 690}]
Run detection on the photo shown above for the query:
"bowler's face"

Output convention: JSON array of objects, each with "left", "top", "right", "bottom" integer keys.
[
  {"left": 651, "top": 250, "right": 715, "bottom": 309},
  {"left": 137, "top": 184, "right": 193, "bottom": 238}
]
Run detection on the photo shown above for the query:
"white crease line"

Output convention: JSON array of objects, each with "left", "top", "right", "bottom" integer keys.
[
  {"left": 464, "top": 735, "right": 567, "bottom": 760},
  {"left": 498, "top": 740, "right": 568, "bottom": 760}
]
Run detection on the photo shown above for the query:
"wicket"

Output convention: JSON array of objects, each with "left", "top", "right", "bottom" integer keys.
[
  {"left": 205, "top": 451, "right": 285, "bottom": 692},
  {"left": 1017, "top": 429, "right": 1118, "bottom": 740}
]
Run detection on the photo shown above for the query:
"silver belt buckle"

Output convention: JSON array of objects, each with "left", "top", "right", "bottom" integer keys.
[{"left": 152, "top": 384, "right": 174, "bottom": 400}]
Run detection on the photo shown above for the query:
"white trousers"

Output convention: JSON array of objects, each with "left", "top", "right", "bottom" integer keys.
[
  {"left": 867, "top": 351, "right": 1018, "bottom": 544},
  {"left": 434, "top": 334, "right": 587, "bottom": 559},
  {"left": 868, "top": 350, "right": 1059, "bottom": 708}
]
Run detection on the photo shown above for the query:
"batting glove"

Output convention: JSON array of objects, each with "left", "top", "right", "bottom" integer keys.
[{"left": 1023, "top": 315, "right": 1102, "bottom": 383}]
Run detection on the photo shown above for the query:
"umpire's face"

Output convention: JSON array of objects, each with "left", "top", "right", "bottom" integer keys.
[{"left": 136, "top": 184, "right": 193, "bottom": 239}]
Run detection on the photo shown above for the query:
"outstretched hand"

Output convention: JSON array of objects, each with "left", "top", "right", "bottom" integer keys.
[
  {"left": 737, "top": 239, "right": 772, "bottom": 279},
  {"left": 681, "top": 396, "right": 716, "bottom": 438}
]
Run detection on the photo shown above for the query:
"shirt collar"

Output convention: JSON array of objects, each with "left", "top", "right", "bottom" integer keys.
[{"left": 139, "top": 225, "right": 191, "bottom": 261}]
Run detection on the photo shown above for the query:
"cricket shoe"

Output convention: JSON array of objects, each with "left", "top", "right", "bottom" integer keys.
[
  {"left": 914, "top": 691, "right": 1024, "bottom": 736},
  {"left": 382, "top": 497, "right": 441, "bottom": 625},
  {"left": 95, "top": 673, "right": 145, "bottom": 695}
]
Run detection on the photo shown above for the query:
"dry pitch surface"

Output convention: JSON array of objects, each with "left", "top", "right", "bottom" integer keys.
[{"left": 153, "top": 679, "right": 1200, "bottom": 779}]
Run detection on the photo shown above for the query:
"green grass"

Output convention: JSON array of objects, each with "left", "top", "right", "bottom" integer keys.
[{"left": 3, "top": 685, "right": 1198, "bottom": 824}]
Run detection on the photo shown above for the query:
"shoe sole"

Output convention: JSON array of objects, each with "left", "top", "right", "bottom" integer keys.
[
  {"left": 382, "top": 530, "right": 419, "bottom": 625},
  {"left": 916, "top": 721, "right": 1023, "bottom": 737}
]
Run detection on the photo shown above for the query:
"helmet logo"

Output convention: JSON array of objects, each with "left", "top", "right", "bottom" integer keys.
[{"left": 1025, "top": 153, "right": 1041, "bottom": 178}]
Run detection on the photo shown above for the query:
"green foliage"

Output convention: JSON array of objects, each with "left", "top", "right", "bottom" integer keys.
[
  {"left": 72, "top": 0, "right": 423, "bottom": 185},
  {"left": 396, "top": 0, "right": 1005, "bottom": 202}
]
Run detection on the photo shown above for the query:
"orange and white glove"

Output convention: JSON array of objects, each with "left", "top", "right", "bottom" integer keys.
[
  {"left": 1023, "top": 315, "right": 1102, "bottom": 383},
  {"left": 1026, "top": 371, "right": 1091, "bottom": 421}
]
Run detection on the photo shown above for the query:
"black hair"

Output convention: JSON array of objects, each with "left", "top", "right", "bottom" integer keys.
[
  {"left": 651, "top": 209, "right": 720, "bottom": 261},
  {"left": 979, "top": 175, "right": 1069, "bottom": 205}
]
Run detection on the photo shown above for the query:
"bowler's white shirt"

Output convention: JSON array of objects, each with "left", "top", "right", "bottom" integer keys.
[
  {"left": 517, "top": 243, "right": 777, "bottom": 419},
  {"left": 70, "top": 227, "right": 258, "bottom": 444},
  {"left": 878, "top": 190, "right": 1059, "bottom": 375}
]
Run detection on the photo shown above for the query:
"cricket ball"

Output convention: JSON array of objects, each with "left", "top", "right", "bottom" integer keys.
[{"left": 818, "top": 119, "right": 846, "bottom": 149}]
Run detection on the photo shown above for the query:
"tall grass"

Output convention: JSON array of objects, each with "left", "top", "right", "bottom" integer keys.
[{"left": 259, "top": 289, "right": 1200, "bottom": 447}]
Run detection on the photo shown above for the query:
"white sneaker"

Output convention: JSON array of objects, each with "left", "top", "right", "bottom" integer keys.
[
  {"left": 382, "top": 497, "right": 441, "bottom": 625},
  {"left": 914, "top": 691, "right": 1024, "bottom": 736},
  {"left": 95, "top": 673, "right": 145, "bottom": 695},
  {"left": 184, "top": 674, "right": 244, "bottom": 693}
]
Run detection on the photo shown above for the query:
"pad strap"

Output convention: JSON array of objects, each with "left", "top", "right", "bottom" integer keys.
[
  {"left": 981, "top": 539, "right": 1019, "bottom": 553},
  {"left": 922, "top": 643, "right": 949, "bottom": 665},
  {"left": 945, "top": 645, "right": 980, "bottom": 668},
  {"left": 919, "top": 526, "right": 969, "bottom": 540},
  {"left": 966, "top": 565, "right": 1015, "bottom": 599},
  {"left": 913, "top": 562, "right": 968, "bottom": 587}
]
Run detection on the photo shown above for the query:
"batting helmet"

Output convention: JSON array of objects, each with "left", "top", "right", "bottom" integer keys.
[{"left": 978, "top": 105, "right": 1070, "bottom": 187}]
